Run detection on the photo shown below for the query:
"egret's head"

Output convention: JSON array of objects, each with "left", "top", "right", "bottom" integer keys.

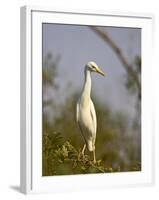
[{"left": 86, "top": 61, "right": 105, "bottom": 76}]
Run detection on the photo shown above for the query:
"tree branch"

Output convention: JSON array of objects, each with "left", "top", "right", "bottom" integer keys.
[{"left": 90, "top": 26, "right": 141, "bottom": 97}]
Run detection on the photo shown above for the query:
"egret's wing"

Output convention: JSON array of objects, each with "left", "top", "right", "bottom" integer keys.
[{"left": 90, "top": 100, "right": 97, "bottom": 134}]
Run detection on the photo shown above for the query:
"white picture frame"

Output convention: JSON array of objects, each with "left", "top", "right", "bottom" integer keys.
[{"left": 20, "top": 6, "right": 154, "bottom": 194}]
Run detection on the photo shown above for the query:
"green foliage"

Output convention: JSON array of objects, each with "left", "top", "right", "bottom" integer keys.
[
  {"left": 43, "top": 132, "right": 141, "bottom": 176},
  {"left": 43, "top": 132, "right": 105, "bottom": 175},
  {"left": 42, "top": 53, "right": 60, "bottom": 87},
  {"left": 125, "top": 55, "right": 141, "bottom": 95}
]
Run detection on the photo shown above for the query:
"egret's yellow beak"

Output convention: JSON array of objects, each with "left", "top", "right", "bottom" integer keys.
[{"left": 96, "top": 67, "right": 106, "bottom": 76}]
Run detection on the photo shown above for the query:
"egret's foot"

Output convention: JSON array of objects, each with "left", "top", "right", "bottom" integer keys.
[
  {"left": 81, "top": 151, "right": 85, "bottom": 156},
  {"left": 93, "top": 150, "right": 96, "bottom": 164},
  {"left": 78, "top": 145, "right": 86, "bottom": 161},
  {"left": 79, "top": 152, "right": 85, "bottom": 160},
  {"left": 78, "top": 152, "right": 83, "bottom": 161},
  {"left": 93, "top": 159, "right": 96, "bottom": 164}
]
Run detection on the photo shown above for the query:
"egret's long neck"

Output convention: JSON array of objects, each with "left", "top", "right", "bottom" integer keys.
[{"left": 81, "top": 68, "right": 92, "bottom": 103}]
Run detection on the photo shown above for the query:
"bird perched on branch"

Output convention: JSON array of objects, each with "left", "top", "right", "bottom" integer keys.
[{"left": 76, "top": 61, "right": 105, "bottom": 163}]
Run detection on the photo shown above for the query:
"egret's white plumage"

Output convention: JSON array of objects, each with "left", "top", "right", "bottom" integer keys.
[{"left": 76, "top": 61, "right": 105, "bottom": 163}]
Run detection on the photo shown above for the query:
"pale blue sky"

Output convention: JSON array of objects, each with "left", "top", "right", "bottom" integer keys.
[{"left": 43, "top": 24, "right": 141, "bottom": 120}]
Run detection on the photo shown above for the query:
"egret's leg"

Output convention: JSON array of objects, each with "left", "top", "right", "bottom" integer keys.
[
  {"left": 92, "top": 138, "right": 96, "bottom": 163},
  {"left": 82, "top": 144, "right": 86, "bottom": 155},
  {"left": 93, "top": 150, "right": 96, "bottom": 164}
]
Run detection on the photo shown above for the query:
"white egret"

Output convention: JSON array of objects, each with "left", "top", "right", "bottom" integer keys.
[{"left": 76, "top": 61, "right": 105, "bottom": 163}]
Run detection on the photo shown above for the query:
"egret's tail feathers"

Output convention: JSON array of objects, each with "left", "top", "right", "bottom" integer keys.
[{"left": 86, "top": 140, "right": 94, "bottom": 152}]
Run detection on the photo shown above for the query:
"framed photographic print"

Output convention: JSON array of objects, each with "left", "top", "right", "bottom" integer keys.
[{"left": 20, "top": 6, "right": 154, "bottom": 194}]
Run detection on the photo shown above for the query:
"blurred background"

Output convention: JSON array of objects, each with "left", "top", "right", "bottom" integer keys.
[{"left": 42, "top": 24, "right": 141, "bottom": 176}]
